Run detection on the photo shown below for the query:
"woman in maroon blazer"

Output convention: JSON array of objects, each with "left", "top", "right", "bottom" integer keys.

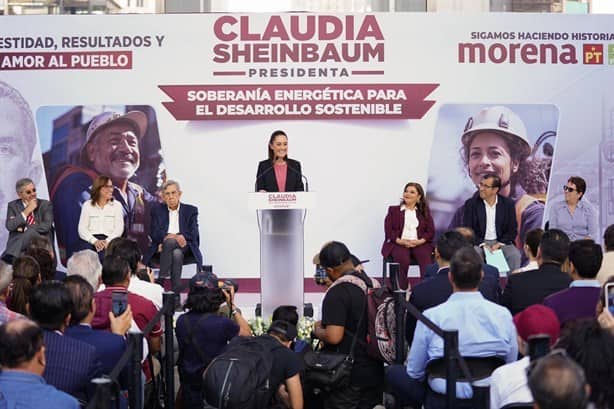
[{"left": 381, "top": 182, "right": 434, "bottom": 288}]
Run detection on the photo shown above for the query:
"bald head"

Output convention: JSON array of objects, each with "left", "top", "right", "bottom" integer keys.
[{"left": 0, "top": 319, "right": 45, "bottom": 373}]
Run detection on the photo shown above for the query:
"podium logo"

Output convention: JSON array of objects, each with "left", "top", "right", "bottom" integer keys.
[
  {"left": 583, "top": 44, "right": 603, "bottom": 64},
  {"left": 268, "top": 193, "right": 297, "bottom": 202}
]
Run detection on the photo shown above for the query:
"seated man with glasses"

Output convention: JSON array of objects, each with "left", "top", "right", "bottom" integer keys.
[
  {"left": 143, "top": 180, "right": 203, "bottom": 294},
  {"left": 2, "top": 178, "right": 54, "bottom": 264},
  {"left": 450, "top": 173, "right": 522, "bottom": 273}
]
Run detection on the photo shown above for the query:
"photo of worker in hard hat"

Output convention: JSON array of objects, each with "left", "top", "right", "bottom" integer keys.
[{"left": 427, "top": 104, "right": 558, "bottom": 246}]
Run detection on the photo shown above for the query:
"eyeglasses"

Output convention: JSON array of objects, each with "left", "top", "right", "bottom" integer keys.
[
  {"left": 478, "top": 182, "right": 494, "bottom": 189},
  {"left": 22, "top": 188, "right": 36, "bottom": 194},
  {"left": 563, "top": 186, "right": 577, "bottom": 193}
]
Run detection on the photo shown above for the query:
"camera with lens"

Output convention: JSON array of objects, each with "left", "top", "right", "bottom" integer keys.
[{"left": 314, "top": 264, "right": 328, "bottom": 286}]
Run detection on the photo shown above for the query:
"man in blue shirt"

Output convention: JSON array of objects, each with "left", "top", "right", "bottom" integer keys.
[
  {"left": 388, "top": 247, "right": 517, "bottom": 409},
  {"left": 0, "top": 319, "right": 79, "bottom": 409}
]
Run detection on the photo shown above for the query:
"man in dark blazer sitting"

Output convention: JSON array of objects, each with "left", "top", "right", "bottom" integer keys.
[
  {"left": 406, "top": 230, "right": 501, "bottom": 344},
  {"left": 2, "top": 178, "right": 54, "bottom": 263},
  {"left": 501, "top": 229, "right": 572, "bottom": 315},
  {"left": 144, "top": 180, "right": 203, "bottom": 293},
  {"left": 451, "top": 173, "right": 521, "bottom": 273},
  {"left": 29, "top": 281, "right": 102, "bottom": 405}
]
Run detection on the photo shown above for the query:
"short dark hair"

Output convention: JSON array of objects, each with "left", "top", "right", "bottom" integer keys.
[
  {"left": 483, "top": 173, "right": 501, "bottom": 189},
  {"left": 267, "top": 320, "right": 297, "bottom": 342},
  {"left": 183, "top": 286, "right": 225, "bottom": 313},
  {"left": 318, "top": 241, "right": 351, "bottom": 269},
  {"left": 604, "top": 224, "right": 614, "bottom": 252},
  {"left": 524, "top": 228, "right": 544, "bottom": 258},
  {"left": 528, "top": 352, "right": 588, "bottom": 409},
  {"left": 106, "top": 237, "right": 141, "bottom": 274},
  {"left": 101, "top": 255, "right": 131, "bottom": 286},
  {"left": 0, "top": 319, "right": 44, "bottom": 368},
  {"left": 539, "top": 229, "right": 570, "bottom": 265},
  {"left": 567, "top": 176, "right": 586, "bottom": 199},
  {"left": 557, "top": 320, "right": 614, "bottom": 408},
  {"left": 272, "top": 305, "right": 299, "bottom": 326},
  {"left": 568, "top": 240, "right": 602, "bottom": 279},
  {"left": 449, "top": 247, "right": 483, "bottom": 290},
  {"left": 29, "top": 281, "right": 73, "bottom": 331},
  {"left": 436, "top": 230, "right": 471, "bottom": 261},
  {"left": 64, "top": 275, "right": 94, "bottom": 325},
  {"left": 24, "top": 247, "right": 54, "bottom": 281}
]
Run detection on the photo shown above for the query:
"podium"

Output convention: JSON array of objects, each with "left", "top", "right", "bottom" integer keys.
[{"left": 248, "top": 192, "right": 316, "bottom": 318}]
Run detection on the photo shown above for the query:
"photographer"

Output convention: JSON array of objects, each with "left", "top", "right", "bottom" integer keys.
[
  {"left": 312, "top": 241, "right": 384, "bottom": 409},
  {"left": 175, "top": 274, "right": 251, "bottom": 409}
]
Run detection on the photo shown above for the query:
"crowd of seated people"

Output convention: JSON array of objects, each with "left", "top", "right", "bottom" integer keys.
[{"left": 2, "top": 170, "right": 614, "bottom": 409}]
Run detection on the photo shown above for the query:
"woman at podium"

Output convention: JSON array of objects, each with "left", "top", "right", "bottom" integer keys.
[
  {"left": 256, "top": 130, "right": 305, "bottom": 192},
  {"left": 381, "top": 182, "right": 434, "bottom": 288}
]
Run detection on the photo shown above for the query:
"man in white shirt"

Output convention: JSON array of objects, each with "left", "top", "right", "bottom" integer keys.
[{"left": 143, "top": 180, "right": 203, "bottom": 294}]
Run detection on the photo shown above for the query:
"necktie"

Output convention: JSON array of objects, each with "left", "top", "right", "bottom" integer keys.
[{"left": 26, "top": 213, "right": 35, "bottom": 225}]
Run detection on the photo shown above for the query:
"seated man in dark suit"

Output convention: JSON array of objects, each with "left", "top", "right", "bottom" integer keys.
[
  {"left": 543, "top": 239, "right": 602, "bottom": 327},
  {"left": 143, "top": 180, "right": 202, "bottom": 293},
  {"left": 2, "top": 178, "right": 54, "bottom": 264},
  {"left": 64, "top": 275, "right": 132, "bottom": 388},
  {"left": 29, "top": 281, "right": 102, "bottom": 404},
  {"left": 423, "top": 226, "right": 500, "bottom": 280},
  {"left": 449, "top": 173, "right": 521, "bottom": 272},
  {"left": 406, "top": 230, "right": 501, "bottom": 344},
  {"left": 501, "top": 229, "right": 572, "bottom": 315}
]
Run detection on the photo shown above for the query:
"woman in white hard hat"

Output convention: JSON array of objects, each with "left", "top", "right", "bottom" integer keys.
[{"left": 449, "top": 106, "right": 545, "bottom": 247}]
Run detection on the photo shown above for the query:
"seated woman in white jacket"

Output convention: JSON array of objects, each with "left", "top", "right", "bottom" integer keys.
[{"left": 78, "top": 175, "right": 124, "bottom": 261}]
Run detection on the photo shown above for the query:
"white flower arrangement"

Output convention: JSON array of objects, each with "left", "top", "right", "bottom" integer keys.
[{"left": 248, "top": 316, "right": 315, "bottom": 340}]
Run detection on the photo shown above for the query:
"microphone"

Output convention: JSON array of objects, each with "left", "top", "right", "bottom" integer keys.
[
  {"left": 287, "top": 163, "right": 309, "bottom": 192},
  {"left": 255, "top": 164, "right": 274, "bottom": 192}
]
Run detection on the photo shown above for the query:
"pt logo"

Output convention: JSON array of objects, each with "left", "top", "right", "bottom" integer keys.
[{"left": 583, "top": 44, "right": 604, "bottom": 64}]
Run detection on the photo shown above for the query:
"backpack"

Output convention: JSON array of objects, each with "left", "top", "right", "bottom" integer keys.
[
  {"left": 328, "top": 271, "right": 398, "bottom": 364},
  {"left": 202, "top": 335, "right": 281, "bottom": 409}
]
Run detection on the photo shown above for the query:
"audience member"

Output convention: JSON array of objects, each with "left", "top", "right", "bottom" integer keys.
[
  {"left": 106, "top": 237, "right": 163, "bottom": 309},
  {"left": 423, "top": 226, "right": 501, "bottom": 280},
  {"left": 143, "top": 180, "right": 203, "bottom": 293},
  {"left": 29, "top": 281, "right": 102, "bottom": 404},
  {"left": 91, "top": 255, "right": 162, "bottom": 354},
  {"left": 597, "top": 223, "right": 614, "bottom": 284},
  {"left": 7, "top": 254, "right": 41, "bottom": 315},
  {"left": 406, "top": 230, "right": 501, "bottom": 343},
  {"left": 388, "top": 247, "right": 517, "bottom": 409},
  {"left": 175, "top": 277, "right": 250, "bottom": 409},
  {"left": 490, "top": 305, "right": 561, "bottom": 409},
  {"left": 527, "top": 352, "right": 589, "bottom": 409},
  {"left": 24, "top": 246, "right": 54, "bottom": 281},
  {"left": 544, "top": 239, "right": 602, "bottom": 327},
  {"left": 66, "top": 249, "right": 102, "bottom": 291},
  {"left": 0, "top": 259, "right": 23, "bottom": 323},
  {"left": 1, "top": 177, "right": 54, "bottom": 264},
  {"left": 26, "top": 235, "right": 64, "bottom": 281},
  {"left": 312, "top": 241, "right": 384, "bottom": 409},
  {"left": 557, "top": 319, "right": 614, "bottom": 409},
  {"left": 0, "top": 319, "right": 79, "bottom": 409},
  {"left": 64, "top": 275, "right": 132, "bottom": 389},
  {"left": 512, "top": 227, "right": 543, "bottom": 274},
  {"left": 501, "top": 229, "right": 572, "bottom": 314},
  {"left": 449, "top": 173, "right": 522, "bottom": 272}
]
